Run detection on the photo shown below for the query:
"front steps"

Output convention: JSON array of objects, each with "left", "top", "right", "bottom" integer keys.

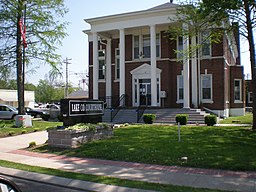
[
  {"left": 143, "top": 108, "right": 207, "bottom": 124},
  {"left": 102, "top": 108, "right": 208, "bottom": 124}
]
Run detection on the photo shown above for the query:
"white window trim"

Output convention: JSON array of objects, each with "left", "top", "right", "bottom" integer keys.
[
  {"left": 133, "top": 33, "right": 161, "bottom": 60},
  {"left": 248, "top": 92, "right": 253, "bottom": 103},
  {"left": 200, "top": 31, "right": 212, "bottom": 59},
  {"left": 234, "top": 79, "right": 242, "bottom": 103},
  {"left": 201, "top": 74, "right": 213, "bottom": 103},
  {"left": 176, "top": 75, "right": 184, "bottom": 103}
]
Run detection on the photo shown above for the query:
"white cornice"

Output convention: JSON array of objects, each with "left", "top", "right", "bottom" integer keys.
[{"left": 84, "top": 4, "right": 178, "bottom": 32}]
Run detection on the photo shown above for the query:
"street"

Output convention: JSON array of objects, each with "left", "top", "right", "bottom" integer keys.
[{"left": 1, "top": 175, "right": 90, "bottom": 192}]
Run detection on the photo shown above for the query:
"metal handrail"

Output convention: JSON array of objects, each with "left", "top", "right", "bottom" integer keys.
[
  {"left": 203, "top": 107, "right": 225, "bottom": 119},
  {"left": 110, "top": 94, "right": 127, "bottom": 122},
  {"left": 136, "top": 95, "right": 148, "bottom": 123}
]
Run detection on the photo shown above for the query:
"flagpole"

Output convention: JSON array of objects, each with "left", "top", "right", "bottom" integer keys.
[{"left": 22, "top": 1, "right": 26, "bottom": 113}]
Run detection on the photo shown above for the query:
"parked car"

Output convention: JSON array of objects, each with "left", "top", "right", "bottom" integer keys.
[
  {"left": 25, "top": 107, "right": 47, "bottom": 118},
  {"left": 0, "top": 104, "right": 18, "bottom": 120}
]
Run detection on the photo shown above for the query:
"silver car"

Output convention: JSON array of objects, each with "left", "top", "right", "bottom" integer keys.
[{"left": 0, "top": 104, "right": 18, "bottom": 119}]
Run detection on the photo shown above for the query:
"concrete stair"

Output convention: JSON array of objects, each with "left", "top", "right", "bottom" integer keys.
[
  {"left": 102, "top": 108, "right": 208, "bottom": 124},
  {"left": 102, "top": 108, "right": 137, "bottom": 124},
  {"left": 144, "top": 108, "right": 207, "bottom": 124}
]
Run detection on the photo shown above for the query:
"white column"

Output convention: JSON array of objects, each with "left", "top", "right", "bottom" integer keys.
[
  {"left": 183, "top": 24, "right": 190, "bottom": 108},
  {"left": 150, "top": 25, "right": 157, "bottom": 106},
  {"left": 191, "top": 35, "right": 198, "bottom": 108},
  {"left": 105, "top": 39, "right": 112, "bottom": 107},
  {"left": 92, "top": 32, "right": 99, "bottom": 100},
  {"left": 119, "top": 28, "right": 125, "bottom": 105}
]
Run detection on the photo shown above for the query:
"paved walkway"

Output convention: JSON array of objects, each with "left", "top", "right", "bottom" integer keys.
[{"left": 0, "top": 131, "right": 255, "bottom": 192}]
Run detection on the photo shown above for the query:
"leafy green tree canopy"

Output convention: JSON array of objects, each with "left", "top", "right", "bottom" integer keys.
[{"left": 0, "top": 0, "right": 68, "bottom": 76}]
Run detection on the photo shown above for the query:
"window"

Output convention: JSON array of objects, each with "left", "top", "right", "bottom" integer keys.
[
  {"left": 156, "top": 34, "right": 160, "bottom": 58},
  {"left": 133, "top": 34, "right": 160, "bottom": 59},
  {"left": 98, "top": 50, "right": 105, "bottom": 80},
  {"left": 248, "top": 92, "right": 253, "bottom": 103},
  {"left": 201, "top": 31, "right": 211, "bottom": 57},
  {"left": 177, "top": 75, "right": 183, "bottom": 102},
  {"left": 133, "top": 36, "right": 140, "bottom": 59},
  {"left": 143, "top": 35, "right": 150, "bottom": 58},
  {"left": 177, "top": 36, "right": 183, "bottom": 59},
  {"left": 115, "top": 48, "right": 120, "bottom": 79},
  {"left": 234, "top": 79, "right": 242, "bottom": 102},
  {"left": 201, "top": 74, "right": 212, "bottom": 102}
]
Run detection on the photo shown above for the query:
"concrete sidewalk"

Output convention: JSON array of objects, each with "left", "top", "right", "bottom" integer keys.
[{"left": 0, "top": 131, "right": 255, "bottom": 192}]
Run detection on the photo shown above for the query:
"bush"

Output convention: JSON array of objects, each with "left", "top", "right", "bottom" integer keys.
[
  {"left": 21, "top": 130, "right": 27, "bottom": 134},
  {"left": 57, "top": 114, "right": 63, "bottom": 121},
  {"left": 143, "top": 114, "right": 156, "bottom": 124},
  {"left": 42, "top": 114, "right": 50, "bottom": 121},
  {"left": 8, "top": 131, "right": 15, "bottom": 136},
  {"left": 33, "top": 128, "right": 39, "bottom": 132},
  {"left": 176, "top": 114, "right": 188, "bottom": 125},
  {"left": 205, "top": 115, "right": 217, "bottom": 126},
  {"left": 28, "top": 141, "right": 36, "bottom": 148}
]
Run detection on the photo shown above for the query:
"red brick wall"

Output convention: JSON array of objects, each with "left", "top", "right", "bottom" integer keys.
[{"left": 200, "top": 58, "right": 225, "bottom": 110}]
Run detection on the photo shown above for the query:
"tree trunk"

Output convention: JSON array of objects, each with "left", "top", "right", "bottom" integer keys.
[
  {"left": 17, "top": 0, "right": 25, "bottom": 115},
  {"left": 244, "top": 0, "right": 256, "bottom": 129}
]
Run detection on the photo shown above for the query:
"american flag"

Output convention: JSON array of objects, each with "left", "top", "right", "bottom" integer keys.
[{"left": 19, "top": 17, "right": 27, "bottom": 48}]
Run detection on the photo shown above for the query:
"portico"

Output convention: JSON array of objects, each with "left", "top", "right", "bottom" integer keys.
[{"left": 85, "top": 2, "right": 191, "bottom": 108}]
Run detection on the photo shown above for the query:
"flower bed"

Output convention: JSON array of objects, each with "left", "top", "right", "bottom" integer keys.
[{"left": 48, "top": 123, "right": 113, "bottom": 148}]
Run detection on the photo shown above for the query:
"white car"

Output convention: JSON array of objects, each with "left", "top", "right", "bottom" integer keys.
[{"left": 0, "top": 104, "right": 18, "bottom": 120}]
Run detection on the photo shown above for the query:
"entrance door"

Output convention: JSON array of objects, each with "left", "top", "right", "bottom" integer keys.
[{"left": 139, "top": 79, "right": 151, "bottom": 106}]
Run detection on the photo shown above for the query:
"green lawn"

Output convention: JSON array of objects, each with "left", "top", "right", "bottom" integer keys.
[
  {"left": 35, "top": 124, "right": 256, "bottom": 171},
  {"left": 220, "top": 113, "right": 252, "bottom": 124},
  {"left": 0, "top": 120, "right": 62, "bottom": 137}
]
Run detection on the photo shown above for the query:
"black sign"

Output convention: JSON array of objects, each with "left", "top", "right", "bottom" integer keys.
[{"left": 69, "top": 100, "right": 104, "bottom": 116}]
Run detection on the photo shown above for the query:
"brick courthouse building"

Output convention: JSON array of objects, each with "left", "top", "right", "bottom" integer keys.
[{"left": 84, "top": 2, "right": 245, "bottom": 118}]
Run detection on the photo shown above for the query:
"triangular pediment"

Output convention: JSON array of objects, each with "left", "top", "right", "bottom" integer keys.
[{"left": 130, "top": 63, "right": 161, "bottom": 75}]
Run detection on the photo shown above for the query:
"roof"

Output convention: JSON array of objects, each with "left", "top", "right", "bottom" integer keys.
[
  {"left": 0, "top": 89, "right": 34, "bottom": 102},
  {"left": 148, "top": 2, "right": 178, "bottom": 11},
  {"left": 67, "top": 90, "right": 88, "bottom": 99}
]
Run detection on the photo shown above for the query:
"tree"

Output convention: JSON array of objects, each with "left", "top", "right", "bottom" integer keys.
[
  {"left": 35, "top": 78, "right": 78, "bottom": 103},
  {"left": 173, "top": 0, "right": 255, "bottom": 129},
  {"left": 196, "top": 0, "right": 256, "bottom": 129},
  {"left": 0, "top": 0, "right": 68, "bottom": 114}
]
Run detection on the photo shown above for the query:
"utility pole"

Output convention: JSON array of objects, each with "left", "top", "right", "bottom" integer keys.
[{"left": 63, "top": 57, "right": 72, "bottom": 98}]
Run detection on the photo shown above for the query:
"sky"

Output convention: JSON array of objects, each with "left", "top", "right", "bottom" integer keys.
[{"left": 26, "top": 0, "right": 252, "bottom": 87}]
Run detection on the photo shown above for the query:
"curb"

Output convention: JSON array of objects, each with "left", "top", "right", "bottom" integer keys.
[{"left": 0, "top": 166, "right": 156, "bottom": 192}]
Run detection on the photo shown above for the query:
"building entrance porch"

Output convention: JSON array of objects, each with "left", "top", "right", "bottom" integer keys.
[{"left": 139, "top": 79, "right": 151, "bottom": 106}]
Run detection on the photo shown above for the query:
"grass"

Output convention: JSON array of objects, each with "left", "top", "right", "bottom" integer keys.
[
  {"left": 0, "top": 120, "right": 62, "bottom": 138},
  {"left": 220, "top": 113, "right": 252, "bottom": 124},
  {"left": 0, "top": 160, "right": 226, "bottom": 192},
  {"left": 34, "top": 124, "right": 256, "bottom": 171}
]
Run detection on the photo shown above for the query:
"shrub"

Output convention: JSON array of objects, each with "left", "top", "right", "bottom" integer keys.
[
  {"left": 33, "top": 128, "right": 39, "bottom": 132},
  {"left": 57, "top": 114, "right": 63, "bottom": 121},
  {"left": 21, "top": 130, "right": 27, "bottom": 134},
  {"left": 176, "top": 114, "right": 188, "bottom": 125},
  {"left": 42, "top": 114, "right": 50, "bottom": 121},
  {"left": 143, "top": 114, "right": 156, "bottom": 124},
  {"left": 8, "top": 131, "right": 15, "bottom": 136},
  {"left": 28, "top": 141, "right": 36, "bottom": 148},
  {"left": 205, "top": 115, "right": 217, "bottom": 126}
]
